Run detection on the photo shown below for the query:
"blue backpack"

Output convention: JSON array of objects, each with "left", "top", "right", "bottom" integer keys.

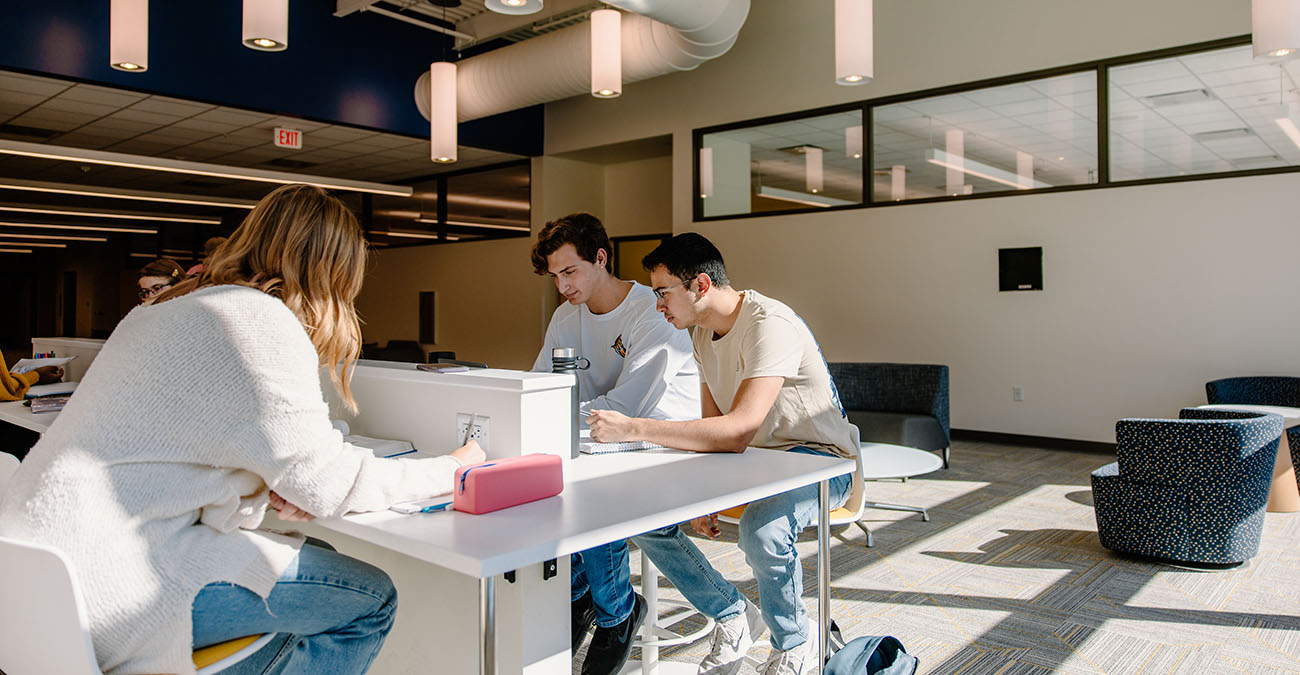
[{"left": 822, "top": 635, "right": 918, "bottom": 675}]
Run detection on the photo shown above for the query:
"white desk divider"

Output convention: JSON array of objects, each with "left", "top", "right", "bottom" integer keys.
[{"left": 30, "top": 337, "right": 105, "bottom": 384}]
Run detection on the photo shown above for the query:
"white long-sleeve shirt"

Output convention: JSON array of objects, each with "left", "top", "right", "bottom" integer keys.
[
  {"left": 532, "top": 282, "right": 700, "bottom": 423},
  {"left": 0, "top": 285, "right": 463, "bottom": 675}
]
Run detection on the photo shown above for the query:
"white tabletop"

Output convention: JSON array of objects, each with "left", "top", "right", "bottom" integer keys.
[
  {"left": 858, "top": 442, "right": 944, "bottom": 480},
  {"left": 0, "top": 400, "right": 57, "bottom": 434},
  {"left": 316, "top": 448, "right": 854, "bottom": 579},
  {"left": 1197, "top": 404, "right": 1300, "bottom": 424}
]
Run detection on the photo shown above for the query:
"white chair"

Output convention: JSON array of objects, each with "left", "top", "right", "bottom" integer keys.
[{"left": 0, "top": 535, "right": 277, "bottom": 675}]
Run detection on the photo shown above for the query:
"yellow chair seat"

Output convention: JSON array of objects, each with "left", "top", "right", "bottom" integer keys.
[
  {"left": 718, "top": 503, "right": 856, "bottom": 522},
  {"left": 193, "top": 634, "right": 265, "bottom": 669}
]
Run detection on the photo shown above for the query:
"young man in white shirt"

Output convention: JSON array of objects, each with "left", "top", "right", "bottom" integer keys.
[
  {"left": 588, "top": 232, "right": 856, "bottom": 675},
  {"left": 530, "top": 213, "right": 699, "bottom": 675}
]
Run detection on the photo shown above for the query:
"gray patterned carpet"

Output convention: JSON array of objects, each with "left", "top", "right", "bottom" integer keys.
[{"left": 578, "top": 439, "right": 1300, "bottom": 674}]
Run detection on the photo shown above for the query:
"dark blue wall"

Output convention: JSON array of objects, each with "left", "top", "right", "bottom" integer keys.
[{"left": 1, "top": 1, "right": 542, "bottom": 156}]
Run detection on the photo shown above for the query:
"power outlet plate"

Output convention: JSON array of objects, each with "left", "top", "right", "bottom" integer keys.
[
  {"left": 456, "top": 413, "right": 491, "bottom": 452},
  {"left": 1012, "top": 386, "right": 1024, "bottom": 402}
]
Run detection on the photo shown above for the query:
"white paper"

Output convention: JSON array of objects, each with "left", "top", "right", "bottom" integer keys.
[
  {"left": 24, "top": 381, "right": 78, "bottom": 398},
  {"left": 11, "top": 356, "right": 76, "bottom": 374}
]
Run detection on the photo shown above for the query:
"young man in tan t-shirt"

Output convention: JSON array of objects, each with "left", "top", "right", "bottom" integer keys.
[{"left": 588, "top": 232, "right": 856, "bottom": 675}]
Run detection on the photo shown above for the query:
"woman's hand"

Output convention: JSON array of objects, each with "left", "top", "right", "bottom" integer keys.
[
  {"left": 34, "top": 366, "right": 63, "bottom": 384},
  {"left": 587, "top": 409, "right": 638, "bottom": 442},
  {"left": 269, "top": 491, "right": 315, "bottom": 522},
  {"left": 450, "top": 439, "right": 485, "bottom": 467}
]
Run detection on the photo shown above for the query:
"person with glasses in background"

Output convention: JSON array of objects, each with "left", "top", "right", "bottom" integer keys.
[
  {"left": 530, "top": 213, "right": 699, "bottom": 675},
  {"left": 137, "top": 258, "right": 185, "bottom": 304}
]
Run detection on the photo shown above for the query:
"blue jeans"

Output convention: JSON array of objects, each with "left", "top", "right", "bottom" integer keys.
[
  {"left": 632, "top": 447, "right": 852, "bottom": 651},
  {"left": 191, "top": 539, "right": 397, "bottom": 675},
  {"left": 572, "top": 540, "right": 635, "bottom": 627}
]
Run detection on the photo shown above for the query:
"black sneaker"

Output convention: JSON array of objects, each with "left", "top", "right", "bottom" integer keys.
[
  {"left": 580, "top": 593, "right": 647, "bottom": 675},
  {"left": 572, "top": 590, "right": 597, "bottom": 653}
]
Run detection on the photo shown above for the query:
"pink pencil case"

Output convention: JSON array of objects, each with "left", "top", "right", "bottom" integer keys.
[{"left": 452, "top": 453, "right": 564, "bottom": 515}]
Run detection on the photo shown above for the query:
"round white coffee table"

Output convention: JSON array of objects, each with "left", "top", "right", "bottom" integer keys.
[{"left": 859, "top": 442, "right": 945, "bottom": 521}]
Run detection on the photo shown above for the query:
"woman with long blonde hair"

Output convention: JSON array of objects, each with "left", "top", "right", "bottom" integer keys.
[{"left": 0, "top": 184, "right": 483, "bottom": 675}]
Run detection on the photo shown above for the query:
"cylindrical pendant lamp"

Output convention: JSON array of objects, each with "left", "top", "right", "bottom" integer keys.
[
  {"left": 834, "top": 0, "right": 873, "bottom": 85},
  {"left": 430, "top": 62, "right": 458, "bottom": 163},
  {"left": 591, "top": 9, "right": 622, "bottom": 98},
  {"left": 486, "top": 0, "right": 543, "bottom": 15},
  {"left": 845, "top": 125, "right": 863, "bottom": 159},
  {"left": 110, "top": 0, "right": 148, "bottom": 72},
  {"left": 805, "top": 147, "right": 824, "bottom": 194},
  {"left": 700, "top": 147, "right": 714, "bottom": 198},
  {"left": 1254, "top": 0, "right": 1300, "bottom": 59},
  {"left": 243, "top": 0, "right": 289, "bottom": 52}
]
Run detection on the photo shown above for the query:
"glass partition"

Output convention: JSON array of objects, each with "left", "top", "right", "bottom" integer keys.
[
  {"left": 872, "top": 71, "right": 1098, "bottom": 202},
  {"left": 698, "top": 108, "right": 864, "bottom": 218},
  {"left": 1109, "top": 44, "right": 1300, "bottom": 181}
]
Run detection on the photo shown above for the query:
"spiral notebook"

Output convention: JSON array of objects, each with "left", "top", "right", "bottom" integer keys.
[{"left": 580, "top": 439, "right": 668, "bottom": 454}]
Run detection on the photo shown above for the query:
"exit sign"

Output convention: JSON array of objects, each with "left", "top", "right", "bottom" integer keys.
[{"left": 273, "top": 127, "right": 302, "bottom": 149}]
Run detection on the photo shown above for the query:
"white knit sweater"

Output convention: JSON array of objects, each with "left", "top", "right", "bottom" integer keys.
[{"left": 0, "top": 285, "right": 462, "bottom": 675}]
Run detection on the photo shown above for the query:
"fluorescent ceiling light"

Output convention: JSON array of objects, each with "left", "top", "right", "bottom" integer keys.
[
  {"left": 0, "top": 178, "right": 258, "bottom": 209},
  {"left": 756, "top": 185, "right": 855, "bottom": 208},
  {"left": 1192, "top": 128, "right": 1253, "bottom": 142},
  {"left": 415, "top": 217, "right": 530, "bottom": 232},
  {"left": 0, "top": 204, "right": 221, "bottom": 224},
  {"left": 0, "top": 241, "right": 66, "bottom": 248},
  {"left": 386, "top": 230, "right": 442, "bottom": 239},
  {"left": 926, "top": 150, "right": 1053, "bottom": 190},
  {"left": 131, "top": 252, "right": 190, "bottom": 259},
  {"left": 1142, "top": 88, "right": 1213, "bottom": 107},
  {"left": 0, "top": 221, "right": 156, "bottom": 234},
  {"left": 0, "top": 232, "right": 108, "bottom": 242},
  {"left": 0, "top": 248, "right": 33, "bottom": 254},
  {"left": 0, "top": 139, "right": 413, "bottom": 197},
  {"left": 1275, "top": 105, "right": 1300, "bottom": 150}
]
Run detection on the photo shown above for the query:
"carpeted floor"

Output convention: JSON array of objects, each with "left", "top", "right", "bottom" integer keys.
[{"left": 576, "top": 439, "right": 1300, "bottom": 674}]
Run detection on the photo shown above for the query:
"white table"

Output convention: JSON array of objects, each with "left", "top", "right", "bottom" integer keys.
[
  {"left": 0, "top": 400, "right": 58, "bottom": 434},
  {"left": 316, "top": 448, "right": 854, "bottom": 674},
  {"left": 1197, "top": 404, "right": 1300, "bottom": 513},
  {"left": 859, "top": 442, "right": 945, "bottom": 522}
]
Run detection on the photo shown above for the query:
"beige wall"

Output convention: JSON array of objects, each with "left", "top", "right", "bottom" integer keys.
[{"left": 364, "top": 0, "right": 1293, "bottom": 441}]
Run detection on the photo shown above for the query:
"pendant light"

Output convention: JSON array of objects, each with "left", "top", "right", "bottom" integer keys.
[
  {"left": 805, "top": 147, "right": 824, "bottom": 194},
  {"left": 486, "top": 0, "right": 543, "bottom": 15},
  {"left": 591, "top": 9, "right": 622, "bottom": 98},
  {"left": 845, "top": 125, "right": 863, "bottom": 159},
  {"left": 834, "top": 0, "right": 873, "bottom": 85},
  {"left": 243, "top": 0, "right": 289, "bottom": 52},
  {"left": 110, "top": 0, "right": 148, "bottom": 72},
  {"left": 1253, "top": 0, "right": 1300, "bottom": 60},
  {"left": 430, "top": 62, "right": 458, "bottom": 163},
  {"left": 699, "top": 147, "right": 713, "bottom": 199}
]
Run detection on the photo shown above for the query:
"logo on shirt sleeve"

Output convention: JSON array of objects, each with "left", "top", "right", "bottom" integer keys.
[{"left": 611, "top": 334, "right": 628, "bottom": 358}]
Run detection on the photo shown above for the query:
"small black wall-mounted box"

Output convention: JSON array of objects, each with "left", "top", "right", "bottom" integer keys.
[{"left": 998, "top": 247, "right": 1042, "bottom": 291}]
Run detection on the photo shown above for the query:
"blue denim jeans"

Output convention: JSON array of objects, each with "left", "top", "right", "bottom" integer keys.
[
  {"left": 571, "top": 540, "right": 635, "bottom": 627},
  {"left": 191, "top": 538, "right": 397, "bottom": 675},
  {"left": 632, "top": 447, "right": 851, "bottom": 651}
]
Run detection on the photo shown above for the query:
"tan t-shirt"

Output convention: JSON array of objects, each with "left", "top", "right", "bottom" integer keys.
[{"left": 692, "top": 289, "right": 856, "bottom": 459}]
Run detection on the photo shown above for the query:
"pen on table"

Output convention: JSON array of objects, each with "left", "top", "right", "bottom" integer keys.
[{"left": 420, "top": 501, "right": 453, "bottom": 513}]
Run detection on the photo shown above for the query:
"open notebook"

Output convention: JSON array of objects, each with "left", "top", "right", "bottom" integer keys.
[{"left": 580, "top": 439, "right": 669, "bottom": 454}]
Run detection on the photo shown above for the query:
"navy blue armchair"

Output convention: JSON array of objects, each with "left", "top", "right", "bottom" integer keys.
[
  {"left": 1291, "top": 426, "right": 1300, "bottom": 489},
  {"left": 1206, "top": 376, "right": 1300, "bottom": 407},
  {"left": 1091, "top": 408, "right": 1283, "bottom": 568},
  {"left": 827, "top": 362, "right": 950, "bottom": 468}
]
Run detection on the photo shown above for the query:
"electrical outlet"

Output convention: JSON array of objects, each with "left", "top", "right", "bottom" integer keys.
[
  {"left": 456, "top": 413, "right": 491, "bottom": 452},
  {"left": 1012, "top": 385, "right": 1024, "bottom": 402}
]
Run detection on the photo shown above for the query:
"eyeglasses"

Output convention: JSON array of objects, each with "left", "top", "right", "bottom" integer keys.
[
  {"left": 652, "top": 279, "right": 692, "bottom": 301},
  {"left": 137, "top": 282, "right": 173, "bottom": 300}
]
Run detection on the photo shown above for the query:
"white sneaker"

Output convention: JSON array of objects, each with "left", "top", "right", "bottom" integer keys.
[
  {"left": 697, "top": 600, "right": 765, "bottom": 675},
  {"left": 758, "top": 638, "right": 811, "bottom": 675}
]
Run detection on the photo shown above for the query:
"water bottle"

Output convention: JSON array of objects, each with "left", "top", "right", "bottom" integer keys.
[{"left": 551, "top": 347, "right": 589, "bottom": 459}]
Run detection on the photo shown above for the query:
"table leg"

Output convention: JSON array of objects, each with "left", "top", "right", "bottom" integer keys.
[
  {"left": 642, "top": 551, "right": 659, "bottom": 675},
  {"left": 480, "top": 576, "right": 496, "bottom": 675},
  {"left": 818, "top": 479, "right": 830, "bottom": 669},
  {"left": 1267, "top": 430, "right": 1300, "bottom": 513}
]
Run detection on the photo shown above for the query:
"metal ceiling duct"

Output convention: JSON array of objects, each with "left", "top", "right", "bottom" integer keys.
[{"left": 415, "top": 0, "right": 750, "bottom": 123}]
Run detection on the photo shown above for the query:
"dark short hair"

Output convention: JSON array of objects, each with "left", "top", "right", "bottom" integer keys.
[
  {"left": 138, "top": 257, "right": 184, "bottom": 281},
  {"left": 530, "top": 213, "right": 613, "bottom": 276},
  {"left": 641, "top": 232, "right": 730, "bottom": 288}
]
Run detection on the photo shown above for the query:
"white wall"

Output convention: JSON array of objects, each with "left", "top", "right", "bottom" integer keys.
[{"left": 531, "top": 0, "right": 1299, "bottom": 442}]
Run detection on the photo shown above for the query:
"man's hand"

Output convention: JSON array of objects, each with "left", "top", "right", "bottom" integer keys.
[
  {"left": 587, "top": 409, "right": 639, "bottom": 442},
  {"left": 450, "top": 439, "right": 485, "bottom": 466},
  {"left": 34, "top": 366, "right": 63, "bottom": 385},
  {"left": 690, "top": 513, "right": 721, "bottom": 540},
  {"left": 269, "top": 491, "right": 315, "bottom": 522}
]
